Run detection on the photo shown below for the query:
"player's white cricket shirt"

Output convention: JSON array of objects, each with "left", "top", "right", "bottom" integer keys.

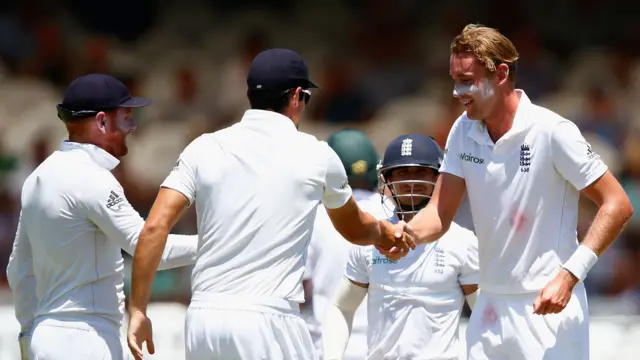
[
  {"left": 6, "top": 141, "right": 197, "bottom": 333},
  {"left": 305, "top": 189, "right": 386, "bottom": 358},
  {"left": 440, "top": 90, "right": 608, "bottom": 294},
  {"left": 346, "top": 216, "right": 479, "bottom": 360},
  {"left": 161, "top": 109, "right": 352, "bottom": 303}
]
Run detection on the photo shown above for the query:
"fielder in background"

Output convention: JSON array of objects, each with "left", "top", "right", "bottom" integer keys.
[
  {"left": 126, "top": 48, "right": 414, "bottom": 360},
  {"left": 303, "top": 129, "right": 388, "bottom": 360},
  {"left": 6, "top": 74, "right": 198, "bottom": 360},
  {"left": 405, "top": 24, "right": 633, "bottom": 360},
  {"left": 323, "top": 134, "right": 479, "bottom": 360}
]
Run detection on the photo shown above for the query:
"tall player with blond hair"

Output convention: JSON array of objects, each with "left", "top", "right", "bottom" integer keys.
[{"left": 403, "top": 24, "right": 633, "bottom": 359}]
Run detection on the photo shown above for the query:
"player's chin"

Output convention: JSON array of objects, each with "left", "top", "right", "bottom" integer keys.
[
  {"left": 464, "top": 106, "right": 483, "bottom": 120},
  {"left": 117, "top": 145, "right": 129, "bottom": 158}
]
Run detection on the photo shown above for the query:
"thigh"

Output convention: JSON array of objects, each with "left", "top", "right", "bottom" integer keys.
[
  {"left": 466, "top": 293, "right": 508, "bottom": 360},
  {"left": 185, "top": 308, "right": 313, "bottom": 360},
  {"left": 503, "top": 286, "right": 589, "bottom": 360},
  {"left": 540, "top": 284, "right": 589, "bottom": 360},
  {"left": 343, "top": 330, "right": 368, "bottom": 360},
  {"left": 270, "top": 314, "right": 315, "bottom": 360},
  {"left": 31, "top": 325, "right": 124, "bottom": 360}
]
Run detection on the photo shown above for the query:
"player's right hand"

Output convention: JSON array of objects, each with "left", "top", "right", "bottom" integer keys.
[
  {"left": 376, "top": 220, "right": 416, "bottom": 261},
  {"left": 127, "top": 309, "right": 155, "bottom": 360}
]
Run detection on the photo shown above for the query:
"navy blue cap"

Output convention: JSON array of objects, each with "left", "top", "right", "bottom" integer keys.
[
  {"left": 57, "top": 74, "right": 151, "bottom": 113},
  {"left": 379, "top": 134, "right": 443, "bottom": 175},
  {"left": 247, "top": 48, "right": 319, "bottom": 92}
]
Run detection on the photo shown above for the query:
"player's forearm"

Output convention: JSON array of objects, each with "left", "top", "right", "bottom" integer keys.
[
  {"left": 322, "top": 304, "right": 354, "bottom": 360},
  {"left": 564, "top": 197, "right": 633, "bottom": 281},
  {"left": 7, "top": 274, "right": 37, "bottom": 333},
  {"left": 129, "top": 223, "right": 170, "bottom": 313},
  {"left": 581, "top": 198, "right": 633, "bottom": 256},
  {"left": 407, "top": 203, "right": 448, "bottom": 245},
  {"left": 157, "top": 234, "right": 198, "bottom": 270},
  {"left": 322, "top": 278, "right": 366, "bottom": 360},
  {"left": 6, "top": 230, "right": 38, "bottom": 333},
  {"left": 344, "top": 211, "right": 384, "bottom": 246}
]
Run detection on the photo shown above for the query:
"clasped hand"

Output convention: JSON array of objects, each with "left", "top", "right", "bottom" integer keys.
[{"left": 375, "top": 220, "right": 416, "bottom": 261}]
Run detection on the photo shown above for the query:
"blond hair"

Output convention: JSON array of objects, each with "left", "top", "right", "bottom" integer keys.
[{"left": 450, "top": 24, "right": 519, "bottom": 80}]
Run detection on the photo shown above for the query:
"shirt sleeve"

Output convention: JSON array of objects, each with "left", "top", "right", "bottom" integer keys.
[
  {"left": 457, "top": 227, "right": 480, "bottom": 285},
  {"left": 6, "top": 211, "right": 38, "bottom": 333},
  {"left": 439, "top": 119, "right": 465, "bottom": 179},
  {"left": 551, "top": 120, "right": 608, "bottom": 191},
  {"left": 322, "top": 142, "right": 353, "bottom": 209},
  {"left": 161, "top": 137, "right": 202, "bottom": 205},
  {"left": 83, "top": 174, "right": 197, "bottom": 270},
  {"left": 344, "top": 245, "right": 370, "bottom": 284}
]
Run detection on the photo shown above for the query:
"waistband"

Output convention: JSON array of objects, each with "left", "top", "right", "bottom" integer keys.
[
  {"left": 479, "top": 282, "right": 586, "bottom": 299},
  {"left": 33, "top": 313, "right": 121, "bottom": 334},
  {"left": 189, "top": 292, "right": 300, "bottom": 316}
]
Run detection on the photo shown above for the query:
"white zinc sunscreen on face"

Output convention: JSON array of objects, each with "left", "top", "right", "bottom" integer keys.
[{"left": 453, "top": 78, "right": 495, "bottom": 100}]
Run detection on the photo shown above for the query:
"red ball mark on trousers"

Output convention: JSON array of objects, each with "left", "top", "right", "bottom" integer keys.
[
  {"left": 482, "top": 303, "right": 498, "bottom": 327},
  {"left": 510, "top": 211, "right": 528, "bottom": 232}
]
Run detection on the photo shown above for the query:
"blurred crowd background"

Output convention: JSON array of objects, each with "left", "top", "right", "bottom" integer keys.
[{"left": 1, "top": 0, "right": 640, "bottom": 316}]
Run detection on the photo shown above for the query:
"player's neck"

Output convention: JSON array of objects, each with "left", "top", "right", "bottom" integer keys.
[
  {"left": 68, "top": 132, "right": 111, "bottom": 155},
  {"left": 483, "top": 90, "right": 520, "bottom": 144}
]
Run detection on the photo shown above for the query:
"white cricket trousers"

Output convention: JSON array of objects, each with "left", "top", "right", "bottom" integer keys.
[
  {"left": 185, "top": 292, "right": 315, "bottom": 360},
  {"left": 29, "top": 314, "right": 127, "bottom": 360},
  {"left": 466, "top": 282, "right": 590, "bottom": 360},
  {"left": 309, "top": 327, "right": 367, "bottom": 360}
]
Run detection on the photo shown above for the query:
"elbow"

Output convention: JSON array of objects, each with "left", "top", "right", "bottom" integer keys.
[{"left": 613, "top": 195, "right": 634, "bottom": 224}]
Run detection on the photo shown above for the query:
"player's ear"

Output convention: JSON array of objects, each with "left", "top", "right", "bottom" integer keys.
[
  {"left": 496, "top": 63, "right": 509, "bottom": 85},
  {"left": 95, "top": 112, "right": 107, "bottom": 134},
  {"left": 292, "top": 87, "right": 302, "bottom": 108}
]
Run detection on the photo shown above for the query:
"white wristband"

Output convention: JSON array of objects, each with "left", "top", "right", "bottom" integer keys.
[{"left": 562, "top": 245, "right": 598, "bottom": 282}]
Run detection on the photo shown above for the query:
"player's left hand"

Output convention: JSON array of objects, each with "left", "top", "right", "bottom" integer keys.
[
  {"left": 533, "top": 269, "right": 579, "bottom": 315},
  {"left": 127, "top": 309, "right": 155, "bottom": 360}
]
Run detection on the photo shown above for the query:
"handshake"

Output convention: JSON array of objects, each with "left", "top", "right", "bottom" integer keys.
[{"left": 375, "top": 220, "right": 417, "bottom": 261}]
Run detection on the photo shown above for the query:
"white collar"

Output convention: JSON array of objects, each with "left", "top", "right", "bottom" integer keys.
[
  {"left": 240, "top": 110, "right": 298, "bottom": 132},
  {"left": 59, "top": 141, "right": 120, "bottom": 171}
]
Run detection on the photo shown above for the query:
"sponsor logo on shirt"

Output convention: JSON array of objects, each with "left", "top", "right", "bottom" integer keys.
[
  {"left": 520, "top": 143, "right": 531, "bottom": 172},
  {"left": 459, "top": 153, "right": 484, "bottom": 164},
  {"left": 586, "top": 143, "right": 599, "bottom": 160},
  {"left": 372, "top": 255, "right": 397, "bottom": 265},
  {"left": 340, "top": 180, "right": 350, "bottom": 189},
  {"left": 172, "top": 159, "right": 180, "bottom": 171},
  {"left": 106, "top": 190, "right": 124, "bottom": 210}
]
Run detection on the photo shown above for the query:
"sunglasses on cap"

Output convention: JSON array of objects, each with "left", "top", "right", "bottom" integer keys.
[
  {"left": 282, "top": 88, "right": 312, "bottom": 104},
  {"left": 57, "top": 106, "right": 106, "bottom": 122}
]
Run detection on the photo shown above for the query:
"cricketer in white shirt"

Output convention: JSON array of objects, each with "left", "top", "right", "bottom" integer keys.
[
  {"left": 305, "top": 189, "right": 386, "bottom": 360},
  {"left": 322, "top": 134, "right": 479, "bottom": 360},
  {"left": 6, "top": 141, "right": 198, "bottom": 360},
  {"left": 303, "top": 128, "right": 386, "bottom": 360},
  {"left": 407, "top": 27, "right": 632, "bottom": 360},
  {"left": 126, "top": 111, "right": 411, "bottom": 360},
  {"left": 126, "top": 49, "right": 413, "bottom": 360}
]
